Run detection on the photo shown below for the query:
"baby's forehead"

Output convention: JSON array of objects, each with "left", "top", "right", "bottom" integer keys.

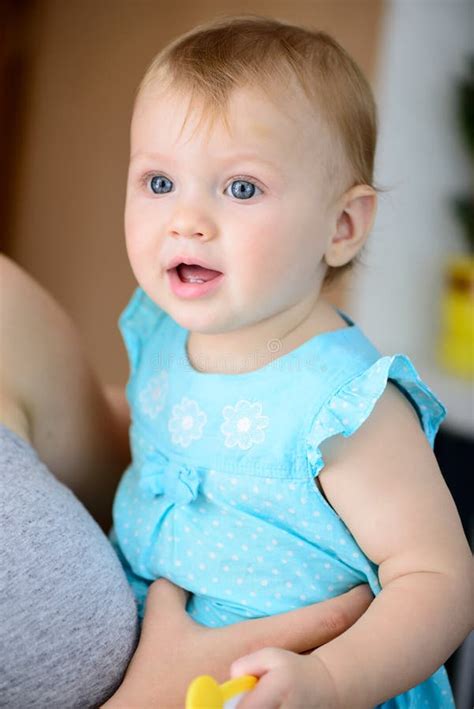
[{"left": 134, "top": 82, "right": 331, "bottom": 158}]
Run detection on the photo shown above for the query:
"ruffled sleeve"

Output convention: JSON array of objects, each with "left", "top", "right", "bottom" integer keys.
[
  {"left": 306, "top": 354, "right": 447, "bottom": 477},
  {"left": 118, "top": 287, "right": 164, "bottom": 377}
]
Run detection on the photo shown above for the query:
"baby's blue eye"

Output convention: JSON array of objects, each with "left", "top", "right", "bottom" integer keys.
[
  {"left": 146, "top": 175, "right": 261, "bottom": 199},
  {"left": 149, "top": 175, "right": 173, "bottom": 194},
  {"left": 229, "top": 180, "right": 260, "bottom": 200}
]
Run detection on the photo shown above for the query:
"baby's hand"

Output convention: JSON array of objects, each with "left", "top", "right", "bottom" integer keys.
[{"left": 231, "top": 648, "right": 339, "bottom": 709}]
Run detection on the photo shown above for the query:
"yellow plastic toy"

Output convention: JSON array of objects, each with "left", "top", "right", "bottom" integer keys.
[
  {"left": 437, "top": 255, "right": 474, "bottom": 379},
  {"left": 185, "top": 674, "right": 258, "bottom": 709}
]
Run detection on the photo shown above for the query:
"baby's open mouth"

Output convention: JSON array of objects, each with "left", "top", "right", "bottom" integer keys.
[{"left": 175, "top": 263, "right": 223, "bottom": 284}]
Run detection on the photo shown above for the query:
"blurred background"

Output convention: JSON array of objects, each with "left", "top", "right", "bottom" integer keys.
[{"left": 1, "top": 0, "right": 472, "bottom": 703}]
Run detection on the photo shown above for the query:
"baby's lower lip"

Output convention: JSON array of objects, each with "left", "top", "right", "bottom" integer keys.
[{"left": 167, "top": 267, "right": 224, "bottom": 299}]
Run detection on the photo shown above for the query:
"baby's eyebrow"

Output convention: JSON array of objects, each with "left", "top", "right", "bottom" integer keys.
[
  {"left": 218, "top": 152, "right": 282, "bottom": 173},
  {"left": 129, "top": 150, "right": 282, "bottom": 173},
  {"left": 130, "top": 151, "right": 171, "bottom": 164}
]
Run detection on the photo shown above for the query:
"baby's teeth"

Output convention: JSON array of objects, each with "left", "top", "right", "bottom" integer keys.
[{"left": 186, "top": 277, "right": 205, "bottom": 284}]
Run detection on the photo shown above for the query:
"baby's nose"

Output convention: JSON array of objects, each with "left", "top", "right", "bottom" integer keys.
[{"left": 168, "top": 205, "right": 217, "bottom": 242}]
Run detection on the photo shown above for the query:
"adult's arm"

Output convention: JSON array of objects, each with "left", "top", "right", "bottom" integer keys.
[
  {"left": 103, "top": 579, "right": 373, "bottom": 708},
  {"left": 0, "top": 255, "right": 130, "bottom": 529}
]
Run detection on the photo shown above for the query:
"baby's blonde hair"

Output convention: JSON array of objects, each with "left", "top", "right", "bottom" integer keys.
[{"left": 137, "top": 15, "right": 379, "bottom": 286}]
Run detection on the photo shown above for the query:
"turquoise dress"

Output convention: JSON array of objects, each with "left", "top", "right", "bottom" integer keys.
[{"left": 112, "top": 287, "right": 454, "bottom": 708}]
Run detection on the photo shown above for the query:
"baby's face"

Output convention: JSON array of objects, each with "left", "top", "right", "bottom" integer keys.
[{"left": 125, "top": 83, "right": 342, "bottom": 334}]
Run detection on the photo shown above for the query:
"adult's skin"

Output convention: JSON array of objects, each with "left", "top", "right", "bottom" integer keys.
[{"left": 0, "top": 255, "right": 373, "bottom": 706}]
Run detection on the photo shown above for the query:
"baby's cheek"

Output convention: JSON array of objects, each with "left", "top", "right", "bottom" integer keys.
[
  {"left": 125, "top": 238, "right": 148, "bottom": 283},
  {"left": 126, "top": 205, "right": 151, "bottom": 243},
  {"left": 234, "top": 232, "right": 278, "bottom": 284},
  {"left": 240, "top": 214, "right": 286, "bottom": 262},
  {"left": 230, "top": 235, "right": 294, "bottom": 314}
]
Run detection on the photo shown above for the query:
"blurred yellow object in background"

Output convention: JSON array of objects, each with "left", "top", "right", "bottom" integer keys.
[{"left": 438, "top": 255, "right": 474, "bottom": 379}]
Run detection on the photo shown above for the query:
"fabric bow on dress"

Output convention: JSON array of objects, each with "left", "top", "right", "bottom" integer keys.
[{"left": 138, "top": 449, "right": 202, "bottom": 505}]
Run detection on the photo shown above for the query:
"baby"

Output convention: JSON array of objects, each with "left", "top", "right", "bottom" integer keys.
[{"left": 111, "top": 15, "right": 472, "bottom": 708}]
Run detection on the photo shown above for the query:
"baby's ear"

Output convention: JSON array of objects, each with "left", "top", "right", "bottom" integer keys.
[{"left": 324, "top": 185, "right": 377, "bottom": 267}]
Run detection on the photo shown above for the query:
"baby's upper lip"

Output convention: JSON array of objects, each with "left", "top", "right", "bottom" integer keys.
[{"left": 166, "top": 255, "right": 223, "bottom": 272}]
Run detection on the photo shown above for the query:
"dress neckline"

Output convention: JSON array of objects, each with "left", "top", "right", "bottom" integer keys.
[{"left": 177, "top": 307, "right": 361, "bottom": 381}]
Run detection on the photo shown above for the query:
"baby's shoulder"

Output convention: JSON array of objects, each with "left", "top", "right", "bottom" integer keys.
[
  {"left": 306, "top": 349, "right": 447, "bottom": 483},
  {"left": 318, "top": 380, "right": 421, "bottom": 468}
]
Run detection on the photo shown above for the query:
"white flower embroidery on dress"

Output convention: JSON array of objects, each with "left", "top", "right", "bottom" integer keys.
[
  {"left": 168, "top": 397, "right": 207, "bottom": 448},
  {"left": 138, "top": 371, "right": 168, "bottom": 418},
  {"left": 221, "top": 400, "right": 269, "bottom": 450}
]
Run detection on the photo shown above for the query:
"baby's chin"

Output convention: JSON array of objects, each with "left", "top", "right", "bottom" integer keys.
[
  {"left": 152, "top": 287, "right": 266, "bottom": 336},
  {"left": 163, "top": 298, "right": 238, "bottom": 335},
  {"left": 136, "top": 288, "right": 217, "bottom": 333}
]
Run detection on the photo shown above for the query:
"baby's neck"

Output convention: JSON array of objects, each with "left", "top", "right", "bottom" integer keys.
[{"left": 186, "top": 296, "right": 347, "bottom": 375}]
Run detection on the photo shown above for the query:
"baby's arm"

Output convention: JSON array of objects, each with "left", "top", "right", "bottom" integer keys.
[{"left": 234, "top": 382, "right": 473, "bottom": 708}]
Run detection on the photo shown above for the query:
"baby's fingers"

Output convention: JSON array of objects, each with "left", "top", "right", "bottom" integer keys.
[
  {"left": 231, "top": 646, "right": 287, "bottom": 679},
  {"left": 231, "top": 650, "right": 299, "bottom": 709},
  {"left": 236, "top": 671, "right": 285, "bottom": 709}
]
